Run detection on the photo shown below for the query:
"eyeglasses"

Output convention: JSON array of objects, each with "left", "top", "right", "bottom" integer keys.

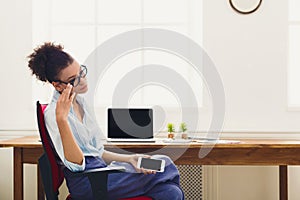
[{"left": 55, "top": 65, "right": 87, "bottom": 87}]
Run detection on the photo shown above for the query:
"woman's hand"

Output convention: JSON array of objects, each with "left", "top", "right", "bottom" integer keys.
[
  {"left": 56, "top": 83, "right": 76, "bottom": 122},
  {"left": 129, "top": 154, "right": 156, "bottom": 175},
  {"left": 102, "top": 151, "right": 156, "bottom": 174}
]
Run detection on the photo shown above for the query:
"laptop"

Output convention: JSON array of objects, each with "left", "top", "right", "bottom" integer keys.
[{"left": 107, "top": 108, "right": 155, "bottom": 142}]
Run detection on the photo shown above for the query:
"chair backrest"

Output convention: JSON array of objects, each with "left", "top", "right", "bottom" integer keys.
[{"left": 37, "top": 101, "right": 65, "bottom": 199}]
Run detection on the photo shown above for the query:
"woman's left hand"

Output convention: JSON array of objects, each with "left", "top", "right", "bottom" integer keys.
[{"left": 129, "top": 154, "right": 157, "bottom": 175}]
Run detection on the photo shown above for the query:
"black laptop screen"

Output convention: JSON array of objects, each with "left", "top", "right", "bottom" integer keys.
[{"left": 108, "top": 108, "right": 153, "bottom": 139}]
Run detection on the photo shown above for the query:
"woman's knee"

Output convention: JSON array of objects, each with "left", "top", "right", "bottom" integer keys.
[
  {"left": 147, "top": 183, "right": 184, "bottom": 200},
  {"left": 166, "top": 184, "right": 184, "bottom": 200}
]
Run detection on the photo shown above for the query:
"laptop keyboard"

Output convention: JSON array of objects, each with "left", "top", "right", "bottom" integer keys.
[{"left": 107, "top": 138, "right": 156, "bottom": 142}]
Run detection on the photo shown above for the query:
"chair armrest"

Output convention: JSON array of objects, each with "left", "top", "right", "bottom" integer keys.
[
  {"left": 83, "top": 166, "right": 126, "bottom": 174},
  {"left": 70, "top": 166, "right": 126, "bottom": 200}
]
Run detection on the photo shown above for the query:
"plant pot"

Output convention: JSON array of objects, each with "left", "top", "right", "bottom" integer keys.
[
  {"left": 181, "top": 132, "right": 188, "bottom": 139},
  {"left": 168, "top": 132, "right": 175, "bottom": 139}
]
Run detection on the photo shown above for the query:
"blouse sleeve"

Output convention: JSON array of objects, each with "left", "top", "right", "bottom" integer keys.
[{"left": 44, "top": 107, "right": 86, "bottom": 172}]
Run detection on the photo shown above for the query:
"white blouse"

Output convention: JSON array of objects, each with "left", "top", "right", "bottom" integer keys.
[{"left": 44, "top": 90, "right": 104, "bottom": 172}]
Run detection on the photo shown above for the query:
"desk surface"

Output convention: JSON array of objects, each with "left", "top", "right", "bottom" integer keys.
[
  {"left": 2, "top": 135, "right": 300, "bottom": 148},
  {"left": 2, "top": 135, "right": 300, "bottom": 165}
]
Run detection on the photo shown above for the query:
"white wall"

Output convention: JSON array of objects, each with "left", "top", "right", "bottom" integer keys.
[
  {"left": 203, "top": 1, "right": 300, "bottom": 200},
  {"left": 0, "top": 0, "right": 36, "bottom": 130},
  {"left": 1, "top": 0, "right": 300, "bottom": 200},
  {"left": 203, "top": 0, "right": 299, "bottom": 132}
]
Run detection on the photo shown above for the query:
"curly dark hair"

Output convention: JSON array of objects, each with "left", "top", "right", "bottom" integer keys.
[{"left": 27, "top": 42, "right": 74, "bottom": 83}]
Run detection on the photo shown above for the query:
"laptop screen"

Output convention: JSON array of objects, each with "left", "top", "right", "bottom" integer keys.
[{"left": 108, "top": 108, "right": 153, "bottom": 139}]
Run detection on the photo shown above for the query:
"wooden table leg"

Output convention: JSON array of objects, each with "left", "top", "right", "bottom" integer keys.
[
  {"left": 279, "top": 165, "right": 288, "bottom": 200},
  {"left": 14, "top": 147, "right": 23, "bottom": 200}
]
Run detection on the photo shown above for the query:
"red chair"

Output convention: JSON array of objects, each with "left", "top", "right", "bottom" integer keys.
[{"left": 37, "top": 101, "right": 151, "bottom": 200}]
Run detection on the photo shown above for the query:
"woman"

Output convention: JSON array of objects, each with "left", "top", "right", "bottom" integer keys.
[{"left": 28, "top": 42, "right": 184, "bottom": 200}]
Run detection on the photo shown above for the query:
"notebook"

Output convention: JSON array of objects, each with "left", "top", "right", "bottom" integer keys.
[{"left": 107, "top": 108, "right": 155, "bottom": 142}]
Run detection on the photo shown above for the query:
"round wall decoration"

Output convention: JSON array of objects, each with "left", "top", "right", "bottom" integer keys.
[{"left": 229, "top": 0, "right": 262, "bottom": 14}]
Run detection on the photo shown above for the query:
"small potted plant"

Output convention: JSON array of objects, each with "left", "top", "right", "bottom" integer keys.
[
  {"left": 179, "top": 122, "right": 188, "bottom": 139},
  {"left": 167, "top": 123, "right": 175, "bottom": 139}
]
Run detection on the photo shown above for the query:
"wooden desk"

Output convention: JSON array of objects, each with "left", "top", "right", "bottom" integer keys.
[
  {"left": 0, "top": 135, "right": 44, "bottom": 200},
  {"left": 2, "top": 135, "right": 300, "bottom": 200}
]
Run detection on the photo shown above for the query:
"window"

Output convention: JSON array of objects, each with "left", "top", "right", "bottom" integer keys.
[
  {"left": 288, "top": 0, "right": 300, "bottom": 107},
  {"left": 32, "top": 0, "right": 203, "bottom": 109}
]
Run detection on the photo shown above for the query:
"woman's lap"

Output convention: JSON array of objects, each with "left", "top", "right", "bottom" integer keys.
[
  {"left": 64, "top": 155, "right": 184, "bottom": 200},
  {"left": 107, "top": 155, "right": 183, "bottom": 199}
]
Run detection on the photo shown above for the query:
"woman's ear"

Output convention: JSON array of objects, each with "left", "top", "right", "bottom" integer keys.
[{"left": 52, "top": 81, "right": 64, "bottom": 93}]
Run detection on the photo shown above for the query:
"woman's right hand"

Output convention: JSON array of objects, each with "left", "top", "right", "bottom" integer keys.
[{"left": 56, "top": 83, "right": 75, "bottom": 122}]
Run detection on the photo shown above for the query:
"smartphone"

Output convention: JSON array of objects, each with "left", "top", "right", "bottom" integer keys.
[
  {"left": 69, "top": 87, "right": 74, "bottom": 98},
  {"left": 137, "top": 157, "right": 165, "bottom": 172}
]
